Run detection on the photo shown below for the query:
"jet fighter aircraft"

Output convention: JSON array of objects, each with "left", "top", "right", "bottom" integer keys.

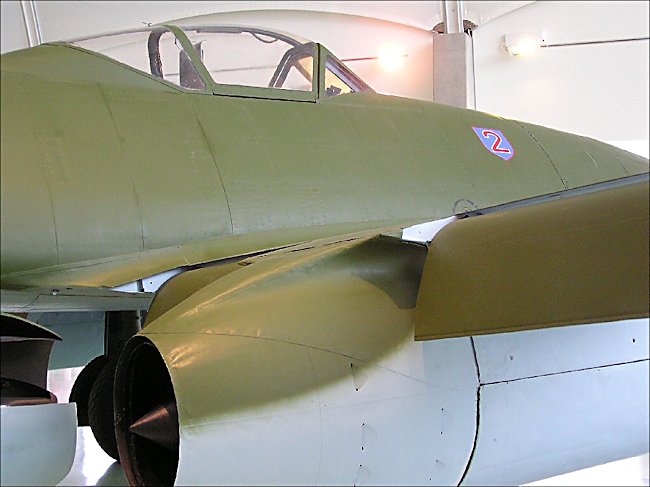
[{"left": 1, "top": 23, "right": 648, "bottom": 486}]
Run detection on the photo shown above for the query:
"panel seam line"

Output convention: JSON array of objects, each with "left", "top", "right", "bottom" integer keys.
[
  {"left": 480, "top": 357, "right": 649, "bottom": 386},
  {"left": 193, "top": 110, "right": 235, "bottom": 234},
  {"left": 457, "top": 336, "right": 482, "bottom": 486},
  {"left": 515, "top": 120, "right": 569, "bottom": 190}
]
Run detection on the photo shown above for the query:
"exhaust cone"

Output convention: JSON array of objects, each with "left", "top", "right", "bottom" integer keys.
[{"left": 129, "top": 402, "right": 178, "bottom": 450}]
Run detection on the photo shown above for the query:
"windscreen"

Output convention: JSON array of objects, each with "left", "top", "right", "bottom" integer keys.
[{"left": 179, "top": 26, "right": 314, "bottom": 92}]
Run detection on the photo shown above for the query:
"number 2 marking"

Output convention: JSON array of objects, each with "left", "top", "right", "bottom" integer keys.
[
  {"left": 482, "top": 130, "right": 511, "bottom": 154},
  {"left": 471, "top": 126, "right": 514, "bottom": 161}
]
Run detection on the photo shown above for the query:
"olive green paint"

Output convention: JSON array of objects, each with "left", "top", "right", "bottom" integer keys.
[
  {"left": 0, "top": 219, "right": 418, "bottom": 289},
  {"left": 1, "top": 33, "right": 648, "bottom": 326},
  {"left": 144, "top": 262, "right": 243, "bottom": 326},
  {"left": 517, "top": 121, "right": 650, "bottom": 187},
  {"left": 139, "top": 236, "right": 425, "bottom": 424},
  {"left": 415, "top": 179, "right": 650, "bottom": 340}
]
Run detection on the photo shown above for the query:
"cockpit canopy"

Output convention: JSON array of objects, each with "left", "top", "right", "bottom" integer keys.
[{"left": 68, "top": 25, "right": 373, "bottom": 100}]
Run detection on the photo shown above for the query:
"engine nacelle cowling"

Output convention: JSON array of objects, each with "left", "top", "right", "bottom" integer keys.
[
  {"left": 114, "top": 234, "right": 650, "bottom": 486},
  {"left": 115, "top": 236, "right": 482, "bottom": 485}
]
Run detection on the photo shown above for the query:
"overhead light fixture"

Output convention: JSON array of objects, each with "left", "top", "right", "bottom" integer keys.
[{"left": 503, "top": 31, "right": 547, "bottom": 56}]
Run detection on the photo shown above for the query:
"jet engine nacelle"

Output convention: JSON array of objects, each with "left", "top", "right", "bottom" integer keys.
[
  {"left": 115, "top": 233, "right": 649, "bottom": 486},
  {"left": 115, "top": 236, "right": 483, "bottom": 485}
]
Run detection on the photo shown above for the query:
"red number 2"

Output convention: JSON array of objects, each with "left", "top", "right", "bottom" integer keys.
[{"left": 482, "top": 130, "right": 511, "bottom": 154}]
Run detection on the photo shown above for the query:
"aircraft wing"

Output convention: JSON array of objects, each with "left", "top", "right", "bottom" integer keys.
[
  {"left": 0, "top": 285, "right": 155, "bottom": 313},
  {"left": 0, "top": 218, "right": 423, "bottom": 314},
  {"left": 415, "top": 172, "right": 649, "bottom": 340}
]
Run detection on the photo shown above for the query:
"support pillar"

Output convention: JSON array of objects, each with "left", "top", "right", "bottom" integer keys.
[{"left": 433, "top": 1, "right": 476, "bottom": 109}]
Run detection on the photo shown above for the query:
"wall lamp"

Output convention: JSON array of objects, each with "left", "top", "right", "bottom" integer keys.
[{"left": 503, "top": 31, "right": 547, "bottom": 56}]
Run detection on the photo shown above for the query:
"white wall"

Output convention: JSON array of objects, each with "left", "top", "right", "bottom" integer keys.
[
  {"left": 472, "top": 0, "right": 649, "bottom": 157},
  {"left": 0, "top": 1, "right": 30, "bottom": 52}
]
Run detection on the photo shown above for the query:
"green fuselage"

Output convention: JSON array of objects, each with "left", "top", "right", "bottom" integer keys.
[{"left": 1, "top": 44, "right": 647, "bottom": 288}]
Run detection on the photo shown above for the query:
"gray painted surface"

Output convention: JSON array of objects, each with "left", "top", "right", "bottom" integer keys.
[
  {"left": 29, "top": 312, "right": 104, "bottom": 369},
  {"left": 433, "top": 32, "right": 475, "bottom": 108}
]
